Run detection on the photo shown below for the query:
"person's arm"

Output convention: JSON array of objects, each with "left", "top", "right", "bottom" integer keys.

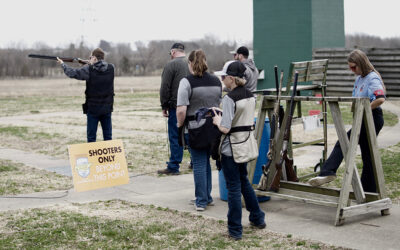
[
  {"left": 160, "top": 64, "right": 174, "bottom": 111},
  {"left": 212, "top": 109, "right": 230, "bottom": 134},
  {"left": 213, "top": 96, "right": 235, "bottom": 134},
  {"left": 176, "top": 78, "right": 191, "bottom": 125},
  {"left": 367, "top": 77, "right": 386, "bottom": 109},
  {"left": 57, "top": 57, "right": 90, "bottom": 81},
  {"left": 177, "top": 106, "right": 187, "bottom": 127},
  {"left": 371, "top": 97, "right": 385, "bottom": 109}
]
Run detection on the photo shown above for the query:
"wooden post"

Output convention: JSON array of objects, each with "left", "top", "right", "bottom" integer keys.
[
  {"left": 334, "top": 99, "right": 364, "bottom": 226},
  {"left": 328, "top": 101, "right": 365, "bottom": 204}
]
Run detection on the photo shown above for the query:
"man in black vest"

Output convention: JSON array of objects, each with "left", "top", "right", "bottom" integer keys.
[{"left": 57, "top": 48, "right": 114, "bottom": 142}]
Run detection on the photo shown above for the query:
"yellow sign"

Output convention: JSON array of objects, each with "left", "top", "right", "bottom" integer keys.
[{"left": 68, "top": 139, "right": 129, "bottom": 192}]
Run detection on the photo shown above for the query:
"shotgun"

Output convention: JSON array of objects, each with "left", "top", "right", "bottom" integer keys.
[
  {"left": 28, "top": 54, "right": 89, "bottom": 65},
  {"left": 258, "top": 66, "right": 283, "bottom": 191},
  {"left": 269, "top": 71, "right": 299, "bottom": 192}
]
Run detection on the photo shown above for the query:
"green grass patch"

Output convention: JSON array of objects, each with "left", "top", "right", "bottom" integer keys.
[
  {"left": 0, "top": 125, "right": 63, "bottom": 141},
  {"left": 0, "top": 159, "right": 71, "bottom": 195},
  {"left": 0, "top": 200, "right": 337, "bottom": 249}
]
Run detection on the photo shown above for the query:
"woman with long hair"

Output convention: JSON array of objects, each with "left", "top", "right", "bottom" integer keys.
[
  {"left": 309, "top": 49, "right": 386, "bottom": 192},
  {"left": 176, "top": 49, "right": 222, "bottom": 211}
]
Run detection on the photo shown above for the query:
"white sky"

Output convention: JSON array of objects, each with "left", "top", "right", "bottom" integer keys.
[{"left": 0, "top": 0, "right": 399, "bottom": 49}]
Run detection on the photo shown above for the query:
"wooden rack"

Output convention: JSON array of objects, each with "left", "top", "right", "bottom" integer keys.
[{"left": 249, "top": 95, "right": 391, "bottom": 225}]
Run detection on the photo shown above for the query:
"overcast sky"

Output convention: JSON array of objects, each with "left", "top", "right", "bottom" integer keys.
[{"left": 1, "top": 0, "right": 399, "bottom": 49}]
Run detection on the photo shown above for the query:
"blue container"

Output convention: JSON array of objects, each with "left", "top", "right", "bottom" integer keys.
[{"left": 218, "top": 118, "right": 271, "bottom": 202}]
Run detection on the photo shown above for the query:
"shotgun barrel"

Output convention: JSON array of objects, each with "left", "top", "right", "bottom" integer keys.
[
  {"left": 28, "top": 54, "right": 88, "bottom": 64},
  {"left": 269, "top": 71, "right": 299, "bottom": 192}
]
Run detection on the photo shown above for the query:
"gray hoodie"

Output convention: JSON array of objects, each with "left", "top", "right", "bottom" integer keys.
[
  {"left": 242, "top": 59, "right": 259, "bottom": 92},
  {"left": 61, "top": 60, "right": 110, "bottom": 81}
]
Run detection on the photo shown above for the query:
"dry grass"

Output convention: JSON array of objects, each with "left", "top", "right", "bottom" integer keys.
[{"left": 0, "top": 200, "right": 345, "bottom": 249}]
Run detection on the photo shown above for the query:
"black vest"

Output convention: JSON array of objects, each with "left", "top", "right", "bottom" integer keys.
[
  {"left": 186, "top": 72, "right": 222, "bottom": 118},
  {"left": 85, "top": 64, "right": 114, "bottom": 115},
  {"left": 227, "top": 85, "right": 254, "bottom": 103}
]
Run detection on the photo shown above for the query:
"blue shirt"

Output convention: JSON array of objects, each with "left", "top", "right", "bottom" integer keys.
[{"left": 352, "top": 71, "right": 385, "bottom": 102}]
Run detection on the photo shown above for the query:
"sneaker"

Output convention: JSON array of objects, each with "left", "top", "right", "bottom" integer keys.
[
  {"left": 222, "top": 232, "right": 242, "bottom": 241},
  {"left": 157, "top": 168, "right": 180, "bottom": 175},
  {"left": 194, "top": 204, "right": 205, "bottom": 211},
  {"left": 250, "top": 222, "right": 266, "bottom": 229},
  {"left": 189, "top": 199, "right": 214, "bottom": 206},
  {"left": 308, "top": 175, "right": 336, "bottom": 187}
]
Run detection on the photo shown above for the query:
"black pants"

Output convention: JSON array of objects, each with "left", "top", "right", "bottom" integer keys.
[{"left": 320, "top": 107, "right": 384, "bottom": 192}]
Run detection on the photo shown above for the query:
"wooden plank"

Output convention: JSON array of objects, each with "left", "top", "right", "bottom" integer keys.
[
  {"left": 341, "top": 198, "right": 392, "bottom": 218},
  {"left": 362, "top": 99, "right": 387, "bottom": 198},
  {"left": 292, "top": 59, "right": 328, "bottom": 68},
  {"left": 255, "top": 189, "right": 339, "bottom": 207},
  {"left": 255, "top": 84, "right": 320, "bottom": 94},
  {"left": 290, "top": 73, "right": 326, "bottom": 82},
  {"left": 262, "top": 96, "right": 362, "bottom": 102},
  {"left": 248, "top": 96, "right": 267, "bottom": 184},
  {"left": 279, "top": 181, "right": 380, "bottom": 202},
  {"left": 334, "top": 99, "right": 364, "bottom": 226},
  {"left": 292, "top": 138, "right": 324, "bottom": 149},
  {"left": 295, "top": 66, "right": 326, "bottom": 76},
  {"left": 329, "top": 102, "right": 366, "bottom": 204}
]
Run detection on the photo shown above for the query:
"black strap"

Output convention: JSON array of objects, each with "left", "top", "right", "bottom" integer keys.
[
  {"left": 187, "top": 115, "right": 196, "bottom": 121},
  {"left": 229, "top": 125, "right": 254, "bottom": 134}
]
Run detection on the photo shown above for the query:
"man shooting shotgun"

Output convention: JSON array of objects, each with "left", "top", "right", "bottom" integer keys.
[
  {"left": 258, "top": 66, "right": 283, "bottom": 191},
  {"left": 269, "top": 71, "right": 299, "bottom": 192},
  {"left": 28, "top": 54, "right": 89, "bottom": 65},
  {"left": 53, "top": 47, "right": 114, "bottom": 143}
]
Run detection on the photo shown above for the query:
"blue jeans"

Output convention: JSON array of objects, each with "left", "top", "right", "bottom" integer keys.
[
  {"left": 191, "top": 148, "right": 212, "bottom": 208},
  {"left": 320, "top": 108, "right": 384, "bottom": 192},
  {"left": 166, "top": 108, "right": 183, "bottom": 172},
  {"left": 87, "top": 113, "right": 112, "bottom": 142},
  {"left": 221, "top": 155, "right": 265, "bottom": 239}
]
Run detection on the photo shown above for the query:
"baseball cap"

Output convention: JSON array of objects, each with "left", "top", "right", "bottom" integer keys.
[
  {"left": 171, "top": 43, "right": 184, "bottom": 50},
  {"left": 214, "top": 60, "right": 246, "bottom": 78},
  {"left": 236, "top": 46, "right": 249, "bottom": 57},
  {"left": 229, "top": 46, "right": 250, "bottom": 57}
]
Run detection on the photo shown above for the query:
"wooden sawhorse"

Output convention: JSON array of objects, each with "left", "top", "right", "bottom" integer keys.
[{"left": 250, "top": 95, "right": 391, "bottom": 226}]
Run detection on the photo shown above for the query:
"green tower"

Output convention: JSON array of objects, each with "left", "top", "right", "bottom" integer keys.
[{"left": 254, "top": 0, "right": 344, "bottom": 89}]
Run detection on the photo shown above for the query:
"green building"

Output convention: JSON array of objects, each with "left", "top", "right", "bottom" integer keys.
[{"left": 254, "top": 0, "right": 344, "bottom": 89}]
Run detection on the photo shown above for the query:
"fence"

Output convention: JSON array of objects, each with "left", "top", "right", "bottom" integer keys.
[{"left": 313, "top": 48, "right": 400, "bottom": 97}]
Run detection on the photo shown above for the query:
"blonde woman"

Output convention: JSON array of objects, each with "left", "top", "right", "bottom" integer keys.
[
  {"left": 213, "top": 61, "right": 265, "bottom": 240},
  {"left": 309, "top": 49, "right": 385, "bottom": 192}
]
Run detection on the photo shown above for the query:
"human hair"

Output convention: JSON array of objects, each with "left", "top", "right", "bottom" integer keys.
[
  {"left": 188, "top": 50, "right": 208, "bottom": 77},
  {"left": 347, "top": 49, "right": 385, "bottom": 91},
  {"left": 92, "top": 47, "right": 105, "bottom": 60},
  {"left": 234, "top": 77, "right": 246, "bottom": 87}
]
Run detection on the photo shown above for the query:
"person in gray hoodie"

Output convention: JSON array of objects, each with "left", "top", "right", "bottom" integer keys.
[
  {"left": 57, "top": 48, "right": 114, "bottom": 142},
  {"left": 233, "top": 46, "right": 259, "bottom": 92}
]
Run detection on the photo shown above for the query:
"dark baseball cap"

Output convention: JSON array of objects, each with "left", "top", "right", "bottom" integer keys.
[
  {"left": 171, "top": 43, "right": 184, "bottom": 50},
  {"left": 214, "top": 60, "right": 246, "bottom": 78},
  {"left": 236, "top": 46, "right": 249, "bottom": 57}
]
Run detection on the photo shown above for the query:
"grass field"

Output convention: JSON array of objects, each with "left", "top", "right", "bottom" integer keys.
[
  {"left": 0, "top": 77, "right": 398, "bottom": 248},
  {"left": 0, "top": 200, "right": 342, "bottom": 249}
]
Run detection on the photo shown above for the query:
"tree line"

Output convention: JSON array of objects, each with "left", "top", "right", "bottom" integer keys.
[
  {"left": 1, "top": 34, "right": 399, "bottom": 78},
  {"left": 0, "top": 36, "right": 237, "bottom": 78}
]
